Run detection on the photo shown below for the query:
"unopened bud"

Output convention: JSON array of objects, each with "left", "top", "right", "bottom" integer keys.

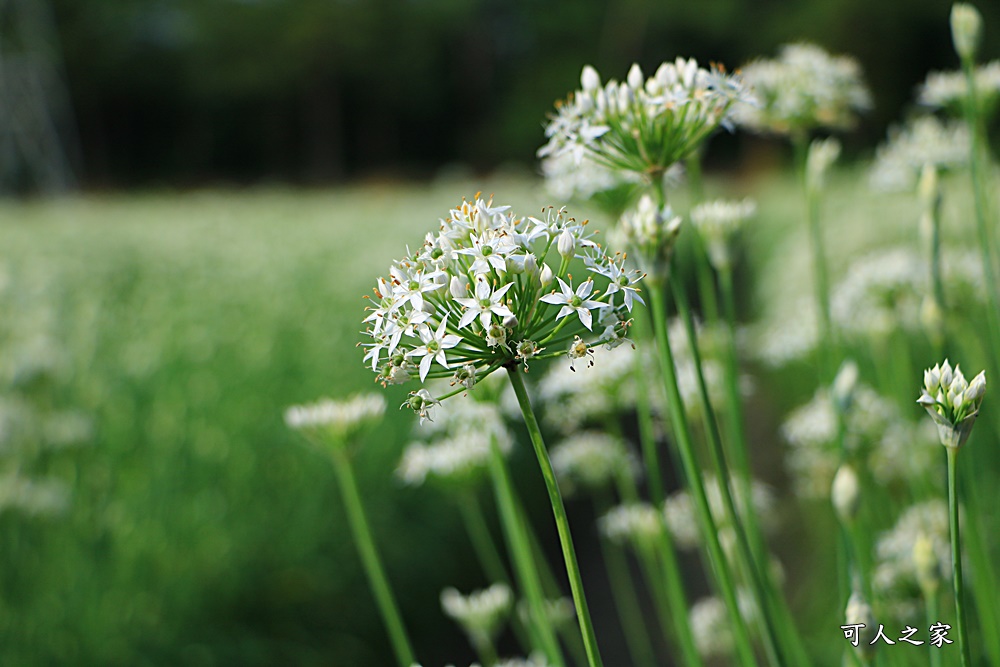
[
  {"left": 557, "top": 229, "right": 576, "bottom": 259},
  {"left": 951, "top": 3, "right": 982, "bottom": 62},
  {"left": 832, "top": 360, "right": 859, "bottom": 415},
  {"left": 913, "top": 532, "right": 941, "bottom": 596},
  {"left": 627, "top": 63, "right": 644, "bottom": 90},
  {"left": 581, "top": 65, "right": 601, "bottom": 92},
  {"left": 450, "top": 274, "right": 469, "bottom": 299},
  {"left": 540, "top": 264, "right": 554, "bottom": 288},
  {"left": 831, "top": 464, "right": 861, "bottom": 523}
]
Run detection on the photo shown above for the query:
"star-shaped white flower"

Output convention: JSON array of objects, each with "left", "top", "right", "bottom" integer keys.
[
  {"left": 589, "top": 260, "right": 645, "bottom": 311},
  {"left": 389, "top": 265, "right": 446, "bottom": 312},
  {"left": 406, "top": 317, "right": 462, "bottom": 381},
  {"left": 455, "top": 278, "right": 515, "bottom": 329},
  {"left": 539, "top": 277, "right": 605, "bottom": 330},
  {"left": 457, "top": 233, "right": 516, "bottom": 275}
]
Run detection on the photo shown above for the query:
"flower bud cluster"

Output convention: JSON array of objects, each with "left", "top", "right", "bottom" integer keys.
[
  {"left": 441, "top": 583, "right": 513, "bottom": 644},
  {"left": 917, "top": 359, "right": 985, "bottom": 448},
  {"left": 538, "top": 60, "right": 749, "bottom": 177}
]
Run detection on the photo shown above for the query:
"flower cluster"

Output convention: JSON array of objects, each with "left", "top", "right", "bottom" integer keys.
[
  {"left": 283, "top": 393, "right": 386, "bottom": 443},
  {"left": 917, "top": 359, "right": 986, "bottom": 449},
  {"left": 612, "top": 194, "right": 683, "bottom": 280},
  {"left": 869, "top": 116, "right": 970, "bottom": 192},
  {"left": 874, "top": 500, "right": 952, "bottom": 618},
  {"left": 538, "top": 60, "right": 749, "bottom": 177},
  {"left": 690, "top": 198, "right": 757, "bottom": 271},
  {"left": 361, "top": 196, "right": 644, "bottom": 419},
  {"left": 550, "top": 432, "right": 638, "bottom": 497},
  {"left": 397, "top": 398, "right": 513, "bottom": 487},
  {"left": 734, "top": 43, "right": 871, "bottom": 135},
  {"left": 441, "top": 583, "right": 513, "bottom": 645},
  {"left": 918, "top": 62, "right": 1000, "bottom": 119},
  {"left": 663, "top": 475, "right": 777, "bottom": 553}
]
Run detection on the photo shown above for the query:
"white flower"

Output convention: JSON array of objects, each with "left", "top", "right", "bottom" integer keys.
[
  {"left": 869, "top": 116, "right": 970, "bottom": 192},
  {"left": 539, "top": 59, "right": 750, "bottom": 176},
  {"left": 406, "top": 317, "right": 462, "bottom": 381},
  {"left": 284, "top": 393, "right": 387, "bottom": 441},
  {"left": 918, "top": 62, "right": 1000, "bottom": 118},
  {"left": 455, "top": 278, "right": 515, "bottom": 329},
  {"left": 734, "top": 42, "right": 871, "bottom": 135},
  {"left": 441, "top": 583, "right": 513, "bottom": 645},
  {"left": 362, "top": 197, "right": 639, "bottom": 408},
  {"left": 690, "top": 198, "right": 756, "bottom": 270},
  {"left": 588, "top": 257, "right": 645, "bottom": 311},
  {"left": 600, "top": 503, "right": 665, "bottom": 545},
  {"left": 539, "top": 277, "right": 605, "bottom": 330}
]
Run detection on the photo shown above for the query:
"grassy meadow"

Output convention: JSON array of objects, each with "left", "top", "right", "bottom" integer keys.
[{"left": 0, "top": 164, "right": 996, "bottom": 666}]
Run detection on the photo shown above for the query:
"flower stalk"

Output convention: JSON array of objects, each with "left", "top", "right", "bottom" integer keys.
[
  {"left": 330, "top": 444, "right": 416, "bottom": 667},
  {"left": 507, "top": 364, "right": 605, "bottom": 667}
]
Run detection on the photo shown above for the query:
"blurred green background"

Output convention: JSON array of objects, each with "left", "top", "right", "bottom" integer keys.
[{"left": 0, "top": 1, "right": 998, "bottom": 665}]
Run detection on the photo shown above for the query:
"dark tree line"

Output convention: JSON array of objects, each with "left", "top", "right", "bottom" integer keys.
[{"left": 49, "top": 0, "right": 997, "bottom": 188}]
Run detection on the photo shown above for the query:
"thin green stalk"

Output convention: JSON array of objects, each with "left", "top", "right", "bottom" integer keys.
[
  {"left": 488, "top": 439, "right": 565, "bottom": 667},
  {"left": 946, "top": 447, "right": 972, "bottom": 667},
  {"left": 458, "top": 491, "right": 511, "bottom": 586},
  {"left": 646, "top": 280, "right": 758, "bottom": 667},
  {"left": 960, "top": 55, "right": 1000, "bottom": 368},
  {"left": 960, "top": 463, "right": 1000, "bottom": 667},
  {"left": 506, "top": 365, "right": 605, "bottom": 667},
  {"left": 634, "top": 341, "right": 666, "bottom": 505},
  {"left": 330, "top": 446, "right": 416, "bottom": 667},
  {"left": 611, "top": 472, "right": 703, "bottom": 667},
  {"left": 671, "top": 280, "right": 787, "bottom": 667},
  {"left": 794, "top": 133, "right": 836, "bottom": 383},
  {"left": 926, "top": 590, "right": 943, "bottom": 667},
  {"left": 593, "top": 493, "right": 659, "bottom": 667}
]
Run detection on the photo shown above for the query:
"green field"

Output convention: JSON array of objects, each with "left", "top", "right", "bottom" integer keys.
[{"left": 0, "top": 168, "right": 995, "bottom": 666}]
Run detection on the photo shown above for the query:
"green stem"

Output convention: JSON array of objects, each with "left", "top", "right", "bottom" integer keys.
[
  {"left": 947, "top": 447, "right": 972, "bottom": 667},
  {"left": 646, "top": 280, "right": 759, "bottom": 667},
  {"left": 671, "top": 280, "right": 787, "bottom": 667},
  {"left": 926, "top": 589, "right": 942, "bottom": 667},
  {"left": 488, "top": 439, "right": 565, "bottom": 667},
  {"left": 458, "top": 491, "right": 511, "bottom": 586},
  {"left": 330, "top": 447, "right": 416, "bottom": 667},
  {"left": 960, "top": 56, "right": 1000, "bottom": 370},
  {"left": 506, "top": 365, "right": 605, "bottom": 667},
  {"left": 593, "top": 493, "right": 659, "bottom": 667},
  {"left": 960, "top": 462, "right": 1000, "bottom": 667}
]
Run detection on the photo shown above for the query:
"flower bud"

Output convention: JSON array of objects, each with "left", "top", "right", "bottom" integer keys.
[
  {"left": 951, "top": 3, "right": 982, "bottom": 62},
  {"left": 450, "top": 274, "right": 469, "bottom": 299},
  {"left": 557, "top": 229, "right": 576, "bottom": 259},
  {"left": 627, "top": 63, "right": 644, "bottom": 90},
  {"left": 540, "top": 264, "right": 554, "bottom": 288},
  {"left": 832, "top": 360, "right": 859, "bottom": 415},
  {"left": 831, "top": 464, "right": 860, "bottom": 524},
  {"left": 524, "top": 253, "right": 539, "bottom": 277},
  {"left": 807, "top": 138, "right": 841, "bottom": 192},
  {"left": 845, "top": 591, "right": 877, "bottom": 659},
  {"left": 503, "top": 314, "right": 518, "bottom": 329},
  {"left": 913, "top": 532, "right": 941, "bottom": 596},
  {"left": 581, "top": 65, "right": 601, "bottom": 92}
]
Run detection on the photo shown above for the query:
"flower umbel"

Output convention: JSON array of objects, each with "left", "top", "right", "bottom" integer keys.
[
  {"left": 362, "top": 197, "right": 639, "bottom": 410},
  {"left": 538, "top": 60, "right": 749, "bottom": 178},
  {"left": 917, "top": 359, "right": 986, "bottom": 448}
]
